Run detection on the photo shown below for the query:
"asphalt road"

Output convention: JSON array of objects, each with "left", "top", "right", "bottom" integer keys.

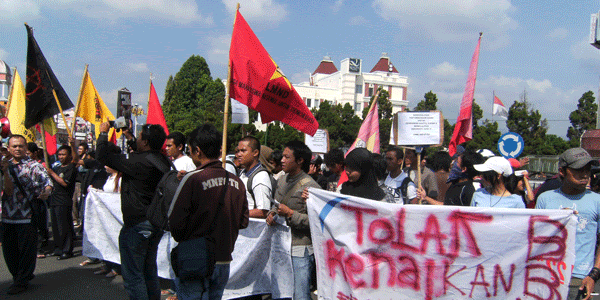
[{"left": 0, "top": 239, "right": 175, "bottom": 300}]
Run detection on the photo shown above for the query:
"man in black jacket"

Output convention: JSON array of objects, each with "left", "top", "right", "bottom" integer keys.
[{"left": 96, "top": 122, "right": 169, "bottom": 300}]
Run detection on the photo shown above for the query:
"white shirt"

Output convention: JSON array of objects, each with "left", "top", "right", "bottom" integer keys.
[
  {"left": 239, "top": 164, "right": 273, "bottom": 210},
  {"left": 103, "top": 174, "right": 122, "bottom": 193},
  {"left": 384, "top": 171, "right": 417, "bottom": 204},
  {"left": 173, "top": 155, "right": 196, "bottom": 172}
]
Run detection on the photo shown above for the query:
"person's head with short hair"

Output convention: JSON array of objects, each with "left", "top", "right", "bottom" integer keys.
[
  {"left": 78, "top": 142, "right": 89, "bottom": 157},
  {"left": 459, "top": 150, "right": 484, "bottom": 180},
  {"left": 236, "top": 136, "right": 261, "bottom": 171},
  {"left": 165, "top": 131, "right": 187, "bottom": 159},
  {"left": 431, "top": 151, "right": 452, "bottom": 172},
  {"left": 282, "top": 140, "right": 311, "bottom": 175},
  {"left": 8, "top": 135, "right": 27, "bottom": 161},
  {"left": 385, "top": 147, "right": 404, "bottom": 175},
  {"left": 57, "top": 145, "right": 73, "bottom": 165},
  {"left": 324, "top": 148, "right": 345, "bottom": 175},
  {"left": 558, "top": 147, "right": 598, "bottom": 195},
  {"left": 138, "top": 124, "right": 167, "bottom": 152},
  {"left": 270, "top": 150, "right": 283, "bottom": 174},
  {"left": 404, "top": 149, "right": 417, "bottom": 170},
  {"left": 309, "top": 155, "right": 323, "bottom": 176},
  {"left": 474, "top": 156, "right": 514, "bottom": 194},
  {"left": 27, "top": 142, "right": 39, "bottom": 160},
  {"left": 187, "top": 124, "right": 222, "bottom": 165},
  {"left": 372, "top": 153, "right": 388, "bottom": 182}
]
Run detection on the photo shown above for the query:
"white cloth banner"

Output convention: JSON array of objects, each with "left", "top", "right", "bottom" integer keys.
[
  {"left": 307, "top": 188, "right": 577, "bottom": 300},
  {"left": 82, "top": 189, "right": 293, "bottom": 298}
]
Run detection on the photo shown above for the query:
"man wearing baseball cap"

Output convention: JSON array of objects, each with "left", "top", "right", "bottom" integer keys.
[{"left": 536, "top": 148, "right": 600, "bottom": 300}]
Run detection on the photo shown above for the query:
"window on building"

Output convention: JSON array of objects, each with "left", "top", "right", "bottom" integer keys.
[
  {"left": 354, "top": 102, "right": 361, "bottom": 112},
  {"left": 368, "top": 87, "right": 374, "bottom": 97},
  {"left": 355, "top": 84, "right": 362, "bottom": 94},
  {"left": 314, "top": 99, "right": 321, "bottom": 109},
  {"left": 306, "top": 98, "right": 312, "bottom": 107}
]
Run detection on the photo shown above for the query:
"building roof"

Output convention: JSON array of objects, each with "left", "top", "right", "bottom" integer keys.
[
  {"left": 370, "top": 53, "right": 398, "bottom": 73},
  {"left": 312, "top": 56, "right": 338, "bottom": 75},
  {"left": 0, "top": 60, "right": 11, "bottom": 81}
]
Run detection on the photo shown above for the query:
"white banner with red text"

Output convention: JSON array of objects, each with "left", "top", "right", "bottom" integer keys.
[
  {"left": 82, "top": 189, "right": 293, "bottom": 299},
  {"left": 306, "top": 188, "right": 577, "bottom": 300}
]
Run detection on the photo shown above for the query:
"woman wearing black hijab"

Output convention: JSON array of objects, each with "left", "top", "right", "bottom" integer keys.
[{"left": 340, "top": 148, "right": 387, "bottom": 201}]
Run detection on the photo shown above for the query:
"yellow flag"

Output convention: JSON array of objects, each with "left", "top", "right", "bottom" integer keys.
[
  {"left": 74, "top": 69, "right": 116, "bottom": 139},
  {"left": 7, "top": 69, "right": 36, "bottom": 142}
]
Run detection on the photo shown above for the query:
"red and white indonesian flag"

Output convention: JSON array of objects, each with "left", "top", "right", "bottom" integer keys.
[
  {"left": 493, "top": 95, "right": 508, "bottom": 119},
  {"left": 347, "top": 100, "right": 380, "bottom": 154},
  {"left": 307, "top": 188, "right": 576, "bottom": 300}
]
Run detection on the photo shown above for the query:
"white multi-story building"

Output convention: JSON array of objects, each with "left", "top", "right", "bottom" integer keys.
[{"left": 294, "top": 53, "right": 409, "bottom": 116}]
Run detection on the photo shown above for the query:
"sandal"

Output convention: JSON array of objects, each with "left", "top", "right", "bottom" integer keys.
[
  {"left": 37, "top": 253, "right": 46, "bottom": 259},
  {"left": 80, "top": 258, "right": 100, "bottom": 266},
  {"left": 105, "top": 270, "right": 119, "bottom": 278}
]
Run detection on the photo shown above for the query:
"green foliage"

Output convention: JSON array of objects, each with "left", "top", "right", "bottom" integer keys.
[
  {"left": 538, "top": 134, "right": 570, "bottom": 155},
  {"left": 163, "top": 55, "right": 225, "bottom": 137},
  {"left": 567, "top": 91, "right": 597, "bottom": 145},
  {"left": 362, "top": 88, "right": 394, "bottom": 147},
  {"left": 466, "top": 120, "right": 501, "bottom": 153},
  {"left": 262, "top": 121, "right": 304, "bottom": 150},
  {"left": 472, "top": 100, "right": 483, "bottom": 128},
  {"left": 506, "top": 92, "right": 547, "bottom": 155},
  {"left": 443, "top": 119, "right": 454, "bottom": 148},
  {"left": 414, "top": 91, "right": 438, "bottom": 111},
  {"left": 313, "top": 101, "right": 362, "bottom": 150}
]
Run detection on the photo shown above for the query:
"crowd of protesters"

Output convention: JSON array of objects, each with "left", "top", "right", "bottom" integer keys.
[{"left": 1, "top": 121, "right": 600, "bottom": 300}]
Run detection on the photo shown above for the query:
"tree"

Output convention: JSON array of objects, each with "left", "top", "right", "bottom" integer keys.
[
  {"left": 414, "top": 91, "right": 438, "bottom": 111},
  {"left": 567, "top": 91, "right": 597, "bottom": 145},
  {"left": 472, "top": 100, "right": 483, "bottom": 128},
  {"left": 312, "top": 101, "right": 362, "bottom": 150},
  {"left": 467, "top": 120, "right": 501, "bottom": 153},
  {"left": 163, "top": 55, "right": 225, "bottom": 136},
  {"left": 362, "top": 88, "right": 394, "bottom": 148},
  {"left": 506, "top": 91, "right": 547, "bottom": 155}
]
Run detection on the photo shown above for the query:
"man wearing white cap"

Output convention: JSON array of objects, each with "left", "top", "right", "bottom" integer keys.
[
  {"left": 536, "top": 148, "right": 600, "bottom": 300},
  {"left": 470, "top": 156, "right": 525, "bottom": 208}
]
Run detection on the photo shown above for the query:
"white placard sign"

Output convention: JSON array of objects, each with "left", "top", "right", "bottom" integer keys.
[
  {"left": 231, "top": 99, "right": 249, "bottom": 124},
  {"left": 305, "top": 129, "right": 329, "bottom": 153},
  {"left": 390, "top": 111, "right": 442, "bottom": 146}
]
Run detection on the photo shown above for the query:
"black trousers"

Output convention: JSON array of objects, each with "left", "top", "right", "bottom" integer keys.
[
  {"left": 31, "top": 199, "right": 49, "bottom": 243},
  {"left": 50, "top": 205, "right": 74, "bottom": 255},
  {"left": 2, "top": 223, "right": 37, "bottom": 287}
]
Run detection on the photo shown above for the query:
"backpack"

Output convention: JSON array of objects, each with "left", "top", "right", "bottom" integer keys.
[
  {"left": 146, "top": 155, "right": 191, "bottom": 231},
  {"left": 246, "top": 165, "right": 277, "bottom": 208},
  {"left": 395, "top": 176, "right": 414, "bottom": 204}
]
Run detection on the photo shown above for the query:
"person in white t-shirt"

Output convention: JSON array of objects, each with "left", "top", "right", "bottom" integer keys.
[
  {"left": 384, "top": 147, "right": 417, "bottom": 204},
  {"left": 165, "top": 132, "right": 196, "bottom": 172},
  {"left": 236, "top": 136, "right": 273, "bottom": 218}
]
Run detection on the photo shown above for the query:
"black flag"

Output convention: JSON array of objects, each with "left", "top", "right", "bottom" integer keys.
[{"left": 24, "top": 24, "right": 74, "bottom": 128}]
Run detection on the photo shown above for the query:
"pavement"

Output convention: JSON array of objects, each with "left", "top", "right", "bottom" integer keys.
[{"left": 0, "top": 238, "right": 176, "bottom": 300}]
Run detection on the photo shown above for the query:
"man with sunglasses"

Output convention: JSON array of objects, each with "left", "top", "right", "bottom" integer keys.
[{"left": 97, "top": 122, "right": 170, "bottom": 300}]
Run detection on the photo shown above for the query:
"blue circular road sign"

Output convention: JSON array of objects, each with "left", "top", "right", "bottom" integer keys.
[{"left": 497, "top": 132, "right": 524, "bottom": 158}]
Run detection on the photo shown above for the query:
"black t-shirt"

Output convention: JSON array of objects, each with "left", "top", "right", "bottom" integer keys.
[
  {"left": 444, "top": 180, "right": 475, "bottom": 206},
  {"left": 49, "top": 163, "right": 78, "bottom": 206}
]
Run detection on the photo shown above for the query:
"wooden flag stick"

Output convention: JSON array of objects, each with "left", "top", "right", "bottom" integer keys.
[
  {"left": 221, "top": 3, "right": 240, "bottom": 168},
  {"left": 40, "top": 125, "right": 49, "bottom": 167},
  {"left": 71, "top": 64, "right": 89, "bottom": 135}
]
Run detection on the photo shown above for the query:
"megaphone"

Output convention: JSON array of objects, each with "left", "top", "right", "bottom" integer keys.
[{"left": 0, "top": 117, "right": 10, "bottom": 139}]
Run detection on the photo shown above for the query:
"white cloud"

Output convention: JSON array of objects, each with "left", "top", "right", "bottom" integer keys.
[
  {"left": 372, "top": 0, "right": 517, "bottom": 48},
  {"left": 488, "top": 75, "right": 552, "bottom": 93},
  {"left": 73, "top": 68, "right": 84, "bottom": 78},
  {"left": 205, "top": 34, "right": 231, "bottom": 69},
  {"left": 428, "top": 62, "right": 465, "bottom": 78},
  {"left": 547, "top": 27, "right": 568, "bottom": 41},
  {"left": 0, "top": 48, "right": 8, "bottom": 61},
  {"left": 222, "top": 0, "right": 287, "bottom": 27},
  {"left": 349, "top": 16, "right": 368, "bottom": 26},
  {"left": 127, "top": 62, "right": 149, "bottom": 73},
  {"left": 525, "top": 79, "right": 552, "bottom": 93},
  {"left": 290, "top": 69, "right": 311, "bottom": 84},
  {"left": 0, "top": 0, "right": 41, "bottom": 25},
  {"left": 2, "top": 0, "right": 211, "bottom": 25},
  {"left": 332, "top": 0, "right": 344, "bottom": 13}
]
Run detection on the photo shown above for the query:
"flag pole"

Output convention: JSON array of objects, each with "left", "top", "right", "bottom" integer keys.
[
  {"left": 71, "top": 64, "right": 89, "bottom": 135},
  {"left": 491, "top": 90, "right": 494, "bottom": 123},
  {"left": 44, "top": 69, "right": 72, "bottom": 138},
  {"left": 221, "top": 3, "right": 240, "bottom": 168}
]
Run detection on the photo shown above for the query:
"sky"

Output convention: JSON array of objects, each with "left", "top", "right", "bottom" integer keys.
[{"left": 1, "top": 0, "right": 600, "bottom": 139}]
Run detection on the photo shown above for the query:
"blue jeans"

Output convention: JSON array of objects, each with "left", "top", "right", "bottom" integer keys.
[
  {"left": 292, "top": 248, "right": 315, "bottom": 300},
  {"left": 175, "top": 263, "right": 230, "bottom": 300},
  {"left": 119, "top": 220, "right": 163, "bottom": 300}
]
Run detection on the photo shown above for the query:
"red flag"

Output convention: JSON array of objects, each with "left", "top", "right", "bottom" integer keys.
[
  {"left": 229, "top": 10, "right": 318, "bottom": 136},
  {"left": 448, "top": 34, "right": 482, "bottom": 157},
  {"left": 338, "top": 100, "right": 381, "bottom": 187},
  {"left": 146, "top": 81, "right": 169, "bottom": 135},
  {"left": 35, "top": 122, "right": 57, "bottom": 156}
]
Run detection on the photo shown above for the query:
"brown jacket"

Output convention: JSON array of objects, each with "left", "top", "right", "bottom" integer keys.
[{"left": 169, "top": 160, "right": 249, "bottom": 261}]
